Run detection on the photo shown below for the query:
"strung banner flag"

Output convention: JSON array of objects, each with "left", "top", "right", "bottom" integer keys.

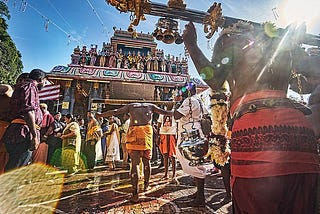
[{"left": 39, "top": 82, "right": 60, "bottom": 101}]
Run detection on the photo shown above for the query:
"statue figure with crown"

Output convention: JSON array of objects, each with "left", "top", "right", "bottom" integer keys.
[{"left": 71, "top": 46, "right": 81, "bottom": 65}]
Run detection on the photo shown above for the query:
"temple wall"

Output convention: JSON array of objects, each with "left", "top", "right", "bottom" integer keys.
[{"left": 110, "top": 82, "right": 155, "bottom": 101}]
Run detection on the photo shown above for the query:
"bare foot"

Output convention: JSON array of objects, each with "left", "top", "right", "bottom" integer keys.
[
  {"left": 169, "top": 177, "right": 179, "bottom": 185},
  {"left": 160, "top": 176, "right": 169, "bottom": 181},
  {"left": 130, "top": 194, "right": 139, "bottom": 203}
]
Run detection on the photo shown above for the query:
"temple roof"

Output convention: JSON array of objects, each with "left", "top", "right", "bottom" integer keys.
[{"left": 47, "top": 65, "right": 208, "bottom": 89}]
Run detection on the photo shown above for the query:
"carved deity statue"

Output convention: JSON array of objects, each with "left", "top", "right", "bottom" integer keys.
[{"left": 71, "top": 46, "right": 81, "bottom": 65}]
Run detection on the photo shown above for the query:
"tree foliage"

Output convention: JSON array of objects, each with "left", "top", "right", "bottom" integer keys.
[{"left": 0, "top": 1, "right": 23, "bottom": 84}]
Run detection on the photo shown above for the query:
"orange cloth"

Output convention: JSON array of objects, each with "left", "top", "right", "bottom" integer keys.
[
  {"left": 11, "top": 118, "right": 41, "bottom": 130},
  {"left": 230, "top": 90, "right": 320, "bottom": 179},
  {"left": 32, "top": 142, "right": 48, "bottom": 164},
  {"left": 126, "top": 125, "right": 153, "bottom": 151},
  {"left": 159, "top": 134, "right": 176, "bottom": 157}
]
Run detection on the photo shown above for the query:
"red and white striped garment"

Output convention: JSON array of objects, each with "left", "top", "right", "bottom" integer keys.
[{"left": 39, "top": 84, "right": 60, "bottom": 100}]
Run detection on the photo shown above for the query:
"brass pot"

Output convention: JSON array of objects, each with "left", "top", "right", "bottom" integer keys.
[{"left": 178, "top": 128, "right": 209, "bottom": 166}]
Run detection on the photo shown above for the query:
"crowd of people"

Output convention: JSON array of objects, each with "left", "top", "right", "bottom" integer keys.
[
  {"left": 70, "top": 44, "right": 189, "bottom": 74},
  {"left": 0, "top": 70, "right": 130, "bottom": 174},
  {"left": 1, "top": 19, "right": 320, "bottom": 213}
]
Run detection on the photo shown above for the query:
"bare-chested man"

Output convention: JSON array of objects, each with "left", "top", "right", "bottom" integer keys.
[
  {"left": 97, "top": 103, "right": 173, "bottom": 203},
  {"left": 183, "top": 21, "right": 320, "bottom": 213}
]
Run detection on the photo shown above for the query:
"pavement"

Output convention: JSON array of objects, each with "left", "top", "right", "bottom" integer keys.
[{"left": 0, "top": 162, "right": 232, "bottom": 214}]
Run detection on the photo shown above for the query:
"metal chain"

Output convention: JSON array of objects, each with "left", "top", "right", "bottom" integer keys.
[
  {"left": 187, "top": 87, "right": 195, "bottom": 129},
  {"left": 290, "top": 51, "right": 304, "bottom": 102}
]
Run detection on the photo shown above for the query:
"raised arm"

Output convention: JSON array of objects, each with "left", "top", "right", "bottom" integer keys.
[
  {"left": 96, "top": 105, "right": 129, "bottom": 118},
  {"left": 152, "top": 104, "right": 173, "bottom": 116},
  {"left": 182, "top": 22, "right": 231, "bottom": 90}
]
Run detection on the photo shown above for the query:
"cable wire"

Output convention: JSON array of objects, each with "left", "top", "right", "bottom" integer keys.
[
  {"left": 85, "top": 0, "right": 105, "bottom": 27},
  {"left": 25, "top": 2, "right": 82, "bottom": 44}
]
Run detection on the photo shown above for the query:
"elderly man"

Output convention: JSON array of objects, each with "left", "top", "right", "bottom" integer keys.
[
  {"left": 183, "top": 21, "right": 320, "bottom": 213},
  {"left": 97, "top": 103, "right": 172, "bottom": 203}
]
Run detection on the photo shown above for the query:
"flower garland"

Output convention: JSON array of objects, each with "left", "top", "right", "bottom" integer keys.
[{"left": 206, "top": 82, "right": 231, "bottom": 166}]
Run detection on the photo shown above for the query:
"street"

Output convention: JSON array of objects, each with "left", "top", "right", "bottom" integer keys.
[{"left": 0, "top": 163, "right": 232, "bottom": 213}]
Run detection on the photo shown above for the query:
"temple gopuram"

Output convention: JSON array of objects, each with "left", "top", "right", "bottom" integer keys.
[{"left": 45, "top": 29, "right": 208, "bottom": 116}]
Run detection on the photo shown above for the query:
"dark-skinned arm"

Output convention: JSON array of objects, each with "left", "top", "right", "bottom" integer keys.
[
  {"left": 24, "top": 110, "right": 39, "bottom": 150},
  {"left": 96, "top": 105, "right": 129, "bottom": 118},
  {"left": 152, "top": 104, "right": 173, "bottom": 116},
  {"left": 173, "top": 110, "right": 184, "bottom": 120},
  {"left": 182, "top": 22, "right": 227, "bottom": 90}
]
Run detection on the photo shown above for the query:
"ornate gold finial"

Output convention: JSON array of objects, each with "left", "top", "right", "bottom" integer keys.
[
  {"left": 220, "top": 21, "right": 279, "bottom": 39},
  {"left": 167, "top": 0, "right": 186, "bottom": 10},
  {"left": 203, "top": 2, "right": 224, "bottom": 39},
  {"left": 106, "top": 0, "right": 151, "bottom": 26}
]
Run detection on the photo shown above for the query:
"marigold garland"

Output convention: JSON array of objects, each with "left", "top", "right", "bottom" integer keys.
[{"left": 207, "top": 83, "right": 231, "bottom": 166}]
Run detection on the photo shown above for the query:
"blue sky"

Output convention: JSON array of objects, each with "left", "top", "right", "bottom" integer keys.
[{"left": 3, "top": 0, "right": 320, "bottom": 79}]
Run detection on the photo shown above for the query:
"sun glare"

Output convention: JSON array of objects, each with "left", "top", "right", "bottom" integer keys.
[{"left": 277, "top": 0, "right": 320, "bottom": 33}]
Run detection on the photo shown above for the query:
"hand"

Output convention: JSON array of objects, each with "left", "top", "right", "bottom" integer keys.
[
  {"left": 55, "top": 133, "right": 62, "bottom": 138},
  {"left": 182, "top": 22, "right": 197, "bottom": 48},
  {"left": 41, "top": 135, "right": 48, "bottom": 142},
  {"left": 156, "top": 136, "right": 161, "bottom": 146},
  {"left": 30, "top": 137, "right": 40, "bottom": 151},
  {"left": 95, "top": 112, "right": 102, "bottom": 118}
]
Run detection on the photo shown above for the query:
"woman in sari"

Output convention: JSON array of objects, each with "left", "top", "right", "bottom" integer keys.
[{"left": 104, "top": 116, "right": 120, "bottom": 170}]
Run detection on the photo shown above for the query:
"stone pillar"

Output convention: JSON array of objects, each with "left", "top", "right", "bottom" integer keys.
[
  {"left": 61, "top": 80, "right": 71, "bottom": 115},
  {"left": 88, "top": 82, "right": 101, "bottom": 112},
  {"left": 61, "top": 80, "right": 76, "bottom": 115},
  {"left": 69, "top": 81, "right": 76, "bottom": 114}
]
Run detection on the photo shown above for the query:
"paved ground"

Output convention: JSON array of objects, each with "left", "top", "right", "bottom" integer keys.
[{"left": 0, "top": 163, "right": 232, "bottom": 214}]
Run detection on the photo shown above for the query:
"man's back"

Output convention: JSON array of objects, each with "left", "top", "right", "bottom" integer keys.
[
  {"left": 128, "top": 103, "right": 154, "bottom": 126},
  {"left": 10, "top": 80, "right": 42, "bottom": 124}
]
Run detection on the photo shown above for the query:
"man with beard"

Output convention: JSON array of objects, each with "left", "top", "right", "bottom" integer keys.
[{"left": 3, "top": 69, "right": 46, "bottom": 171}]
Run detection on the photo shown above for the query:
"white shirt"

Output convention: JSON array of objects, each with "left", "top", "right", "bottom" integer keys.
[
  {"left": 176, "top": 94, "right": 212, "bottom": 179},
  {"left": 176, "top": 95, "right": 208, "bottom": 141}
]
